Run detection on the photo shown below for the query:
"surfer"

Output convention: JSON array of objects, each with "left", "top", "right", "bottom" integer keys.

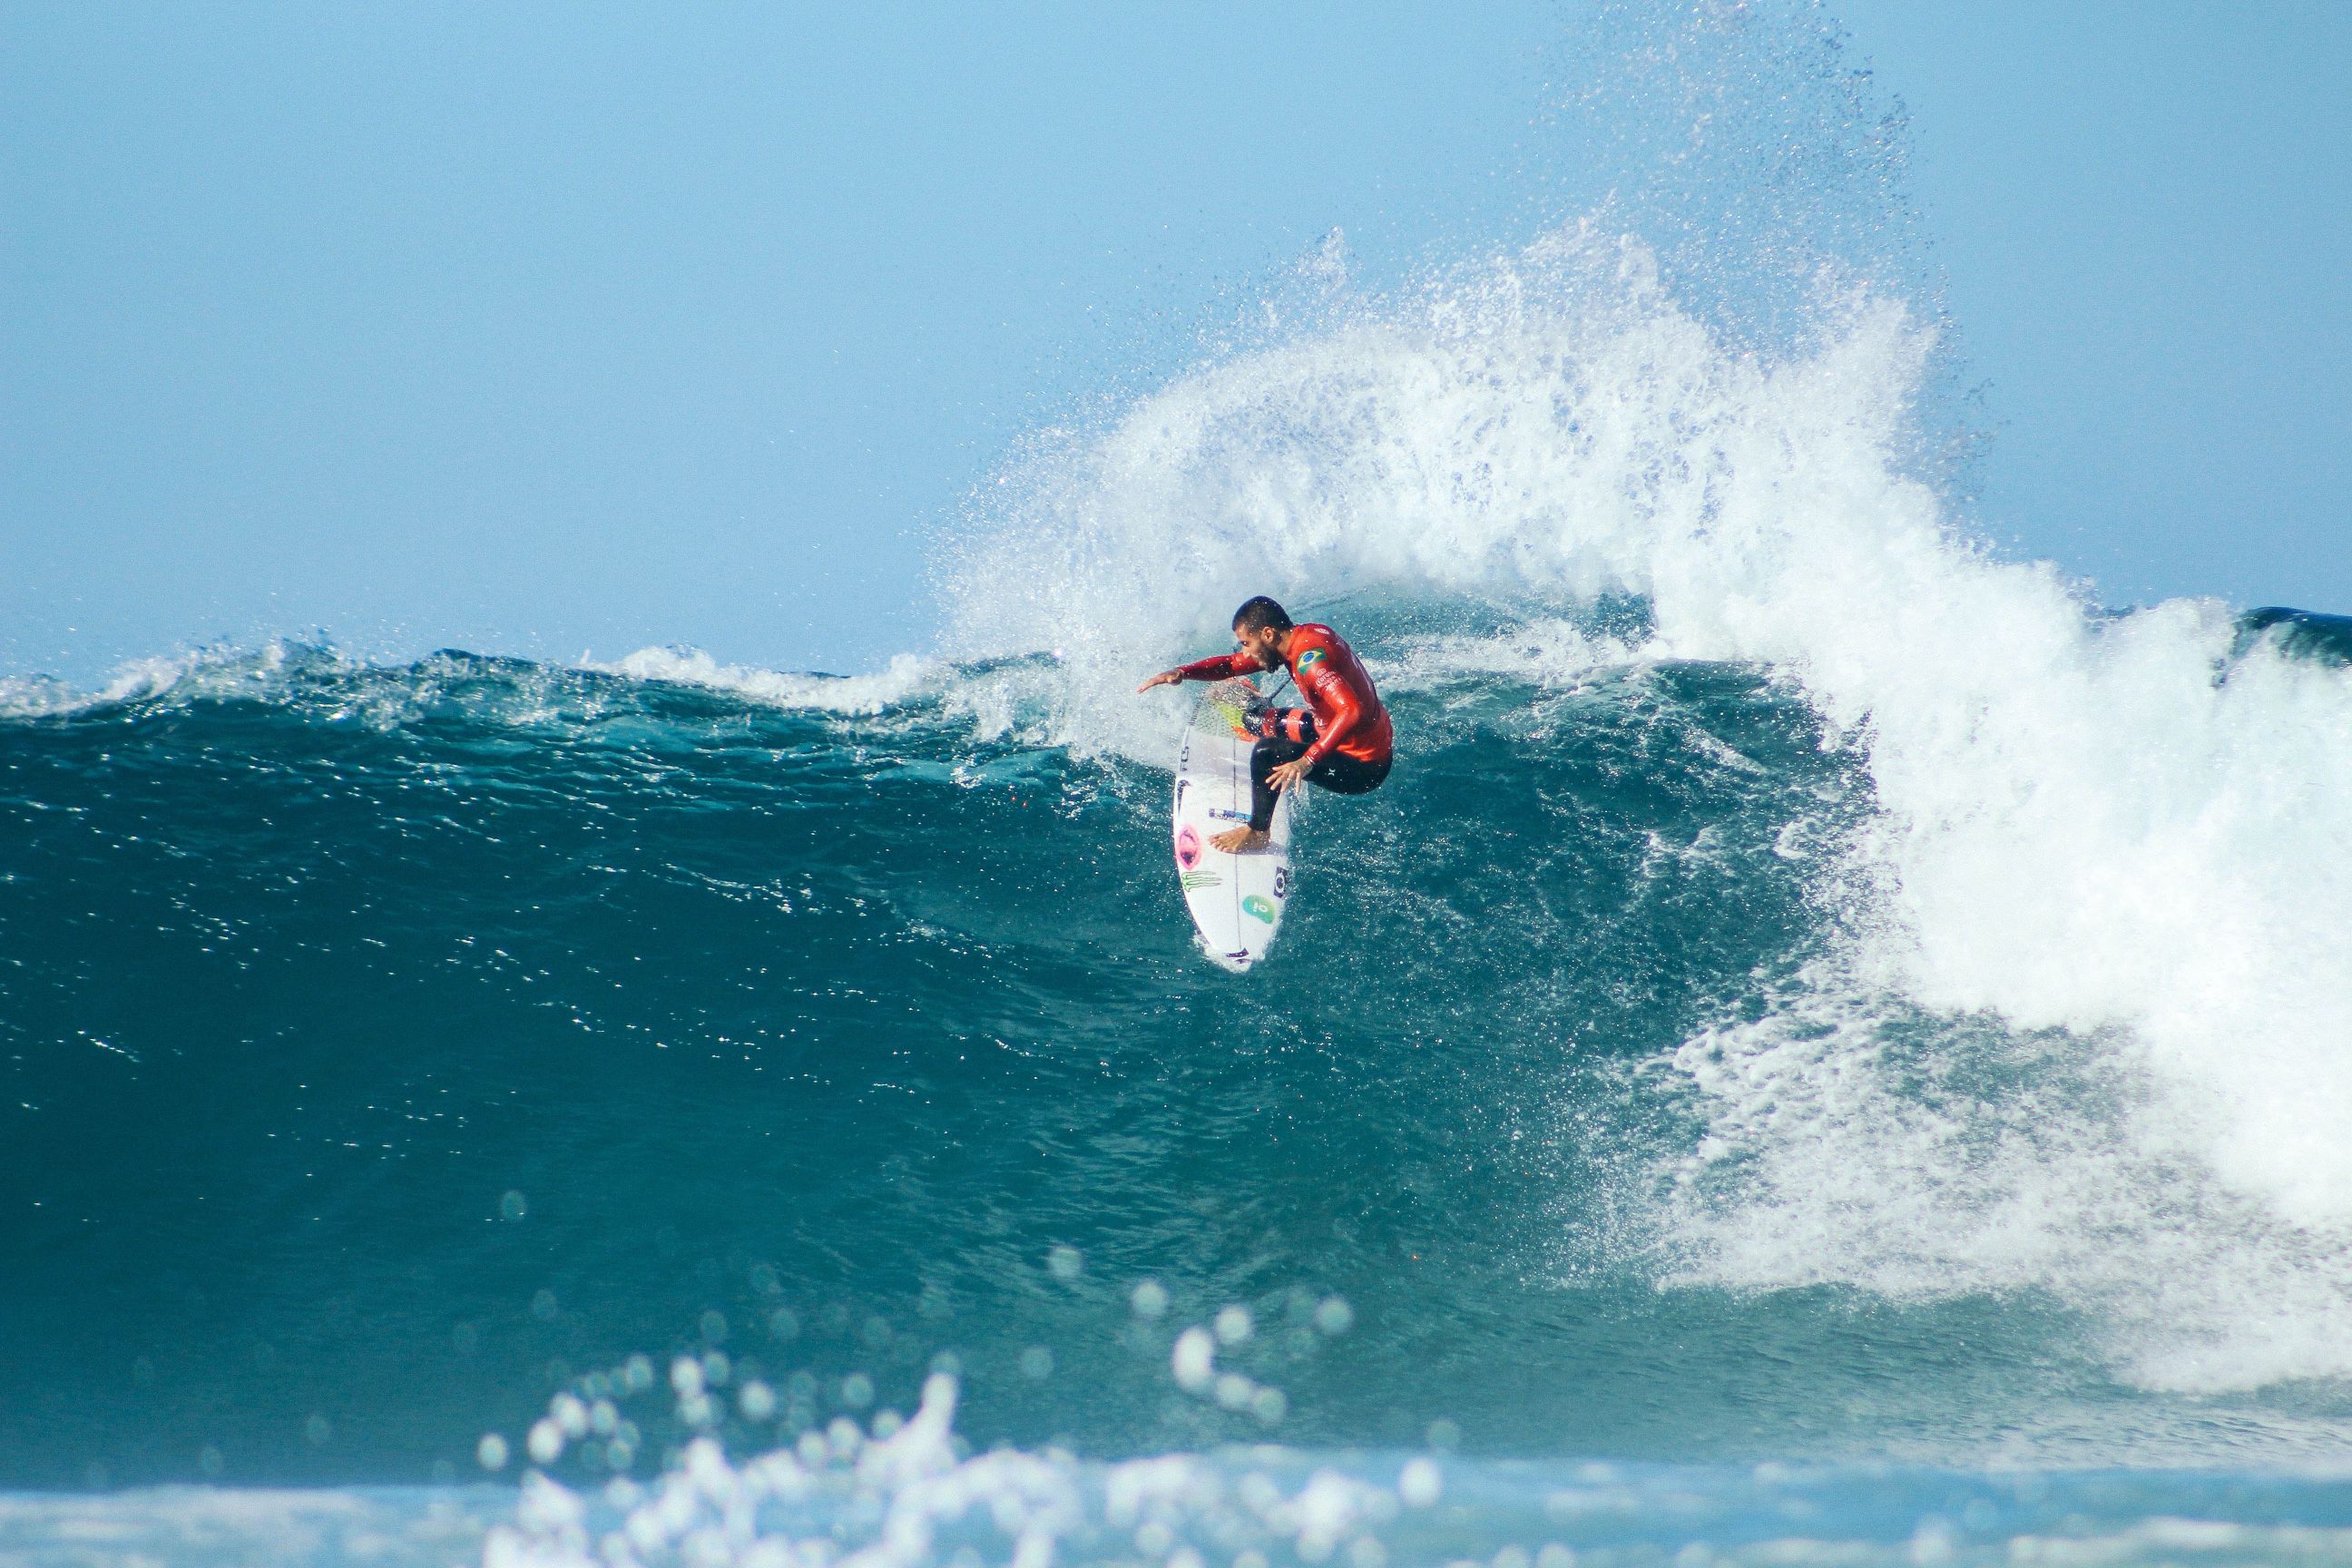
[{"left": 1138, "top": 597, "right": 1394, "bottom": 852}]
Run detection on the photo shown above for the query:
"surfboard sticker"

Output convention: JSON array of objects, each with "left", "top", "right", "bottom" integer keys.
[{"left": 1171, "top": 677, "right": 1294, "bottom": 973}]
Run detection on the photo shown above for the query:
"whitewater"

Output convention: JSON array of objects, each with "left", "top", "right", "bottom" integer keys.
[{"left": 13, "top": 10, "right": 2352, "bottom": 1567}]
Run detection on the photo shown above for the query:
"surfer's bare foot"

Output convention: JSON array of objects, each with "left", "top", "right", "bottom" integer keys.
[{"left": 1210, "top": 827, "right": 1269, "bottom": 854}]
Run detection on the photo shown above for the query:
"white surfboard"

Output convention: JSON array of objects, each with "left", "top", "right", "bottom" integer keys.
[{"left": 1172, "top": 677, "right": 1294, "bottom": 972}]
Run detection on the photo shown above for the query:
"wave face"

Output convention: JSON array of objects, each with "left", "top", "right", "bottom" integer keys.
[
  {"left": 8, "top": 603, "right": 2352, "bottom": 1503},
  {"left": 5, "top": 641, "right": 1866, "bottom": 1483}
]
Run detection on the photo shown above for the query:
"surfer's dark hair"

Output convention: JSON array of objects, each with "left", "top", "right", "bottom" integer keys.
[{"left": 1231, "top": 596, "right": 1292, "bottom": 634}]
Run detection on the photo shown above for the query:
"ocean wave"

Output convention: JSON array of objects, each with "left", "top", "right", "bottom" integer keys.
[
  {"left": 0, "top": 646, "right": 287, "bottom": 720},
  {"left": 0, "top": 641, "right": 950, "bottom": 730},
  {"left": 593, "top": 649, "right": 945, "bottom": 717},
  {"left": 935, "top": 210, "right": 2352, "bottom": 1390}
]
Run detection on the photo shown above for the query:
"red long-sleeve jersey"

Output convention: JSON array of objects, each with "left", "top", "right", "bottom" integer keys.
[{"left": 1176, "top": 623, "right": 1394, "bottom": 766}]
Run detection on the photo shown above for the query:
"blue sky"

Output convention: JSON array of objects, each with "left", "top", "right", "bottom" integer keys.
[
  {"left": 1837, "top": 0, "right": 2352, "bottom": 612},
  {"left": 5, "top": 2, "right": 2347, "bottom": 681}
]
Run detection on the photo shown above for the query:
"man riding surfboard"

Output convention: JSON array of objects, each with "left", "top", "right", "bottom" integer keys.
[{"left": 1138, "top": 596, "right": 1394, "bottom": 853}]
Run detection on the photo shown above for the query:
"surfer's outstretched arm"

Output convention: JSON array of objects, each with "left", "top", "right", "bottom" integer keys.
[{"left": 1137, "top": 651, "right": 1269, "bottom": 693}]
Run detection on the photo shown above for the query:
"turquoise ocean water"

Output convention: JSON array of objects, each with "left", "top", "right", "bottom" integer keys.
[{"left": 10, "top": 604, "right": 2352, "bottom": 1565}]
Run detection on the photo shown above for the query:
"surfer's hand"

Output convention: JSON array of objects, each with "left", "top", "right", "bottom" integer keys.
[
  {"left": 1268, "top": 757, "right": 1314, "bottom": 794},
  {"left": 1137, "top": 670, "right": 1183, "bottom": 692}
]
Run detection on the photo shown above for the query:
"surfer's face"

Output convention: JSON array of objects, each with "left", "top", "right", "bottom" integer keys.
[{"left": 1234, "top": 623, "right": 1286, "bottom": 666}]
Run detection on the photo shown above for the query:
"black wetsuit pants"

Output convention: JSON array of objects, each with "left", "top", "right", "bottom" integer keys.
[{"left": 1248, "top": 710, "right": 1391, "bottom": 831}]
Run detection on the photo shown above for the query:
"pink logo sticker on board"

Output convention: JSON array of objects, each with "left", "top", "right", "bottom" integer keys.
[{"left": 1175, "top": 825, "right": 1201, "bottom": 869}]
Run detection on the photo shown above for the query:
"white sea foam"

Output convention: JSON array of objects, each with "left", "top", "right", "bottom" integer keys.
[
  {"left": 0, "top": 641, "right": 944, "bottom": 726},
  {"left": 458, "top": 1341, "right": 2352, "bottom": 1565},
  {"left": 941, "top": 219, "right": 2352, "bottom": 1390},
  {"left": 0, "top": 644, "right": 293, "bottom": 719},
  {"left": 597, "top": 647, "right": 942, "bottom": 716},
  {"left": 15, "top": 1466, "right": 2352, "bottom": 1568},
  {"left": 474, "top": 1369, "right": 1438, "bottom": 1568}
]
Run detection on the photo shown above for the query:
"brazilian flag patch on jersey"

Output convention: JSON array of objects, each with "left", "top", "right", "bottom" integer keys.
[{"left": 1295, "top": 649, "right": 1327, "bottom": 670}]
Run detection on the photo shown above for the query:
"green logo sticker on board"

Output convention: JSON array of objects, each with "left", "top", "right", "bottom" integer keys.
[{"left": 1242, "top": 895, "right": 1277, "bottom": 924}]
